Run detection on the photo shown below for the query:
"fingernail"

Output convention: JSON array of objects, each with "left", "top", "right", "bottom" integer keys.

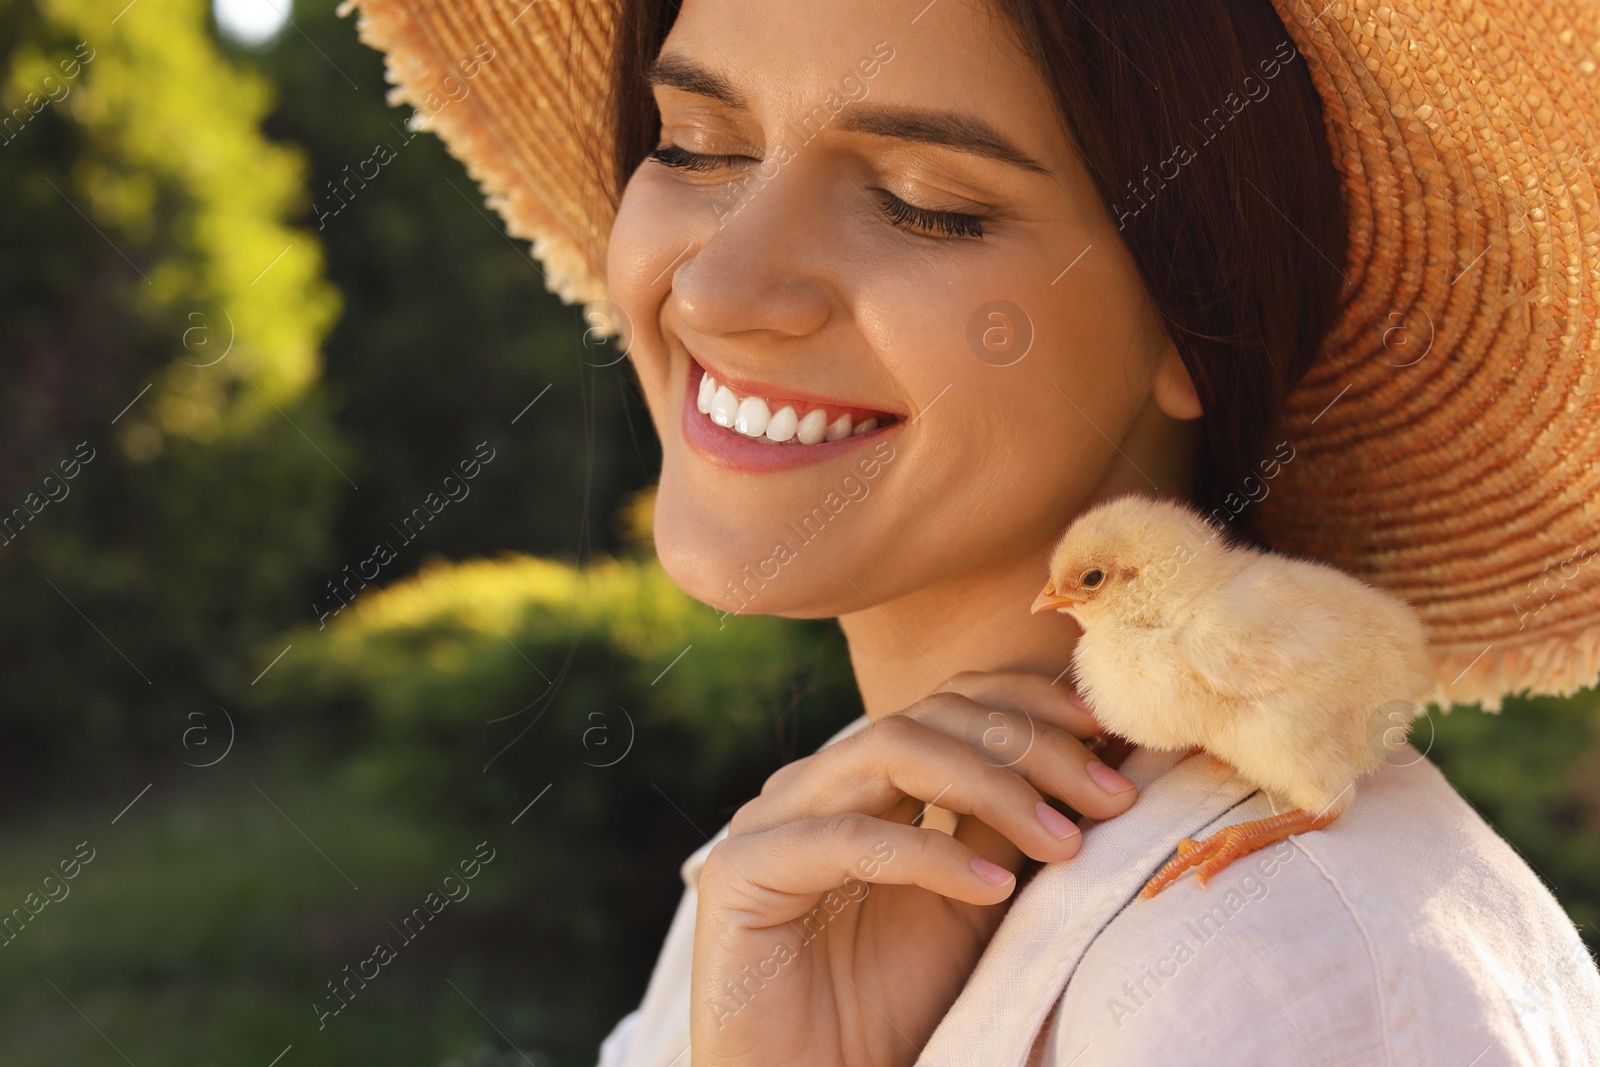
[
  {"left": 1086, "top": 759, "right": 1136, "bottom": 795},
  {"left": 1067, "top": 689, "right": 1108, "bottom": 732},
  {"left": 970, "top": 856, "right": 1014, "bottom": 886},
  {"left": 1035, "top": 800, "right": 1081, "bottom": 840}
]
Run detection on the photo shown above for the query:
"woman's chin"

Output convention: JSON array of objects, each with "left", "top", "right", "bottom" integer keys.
[
  {"left": 652, "top": 522, "right": 843, "bottom": 620},
  {"left": 653, "top": 515, "right": 775, "bottom": 609}
]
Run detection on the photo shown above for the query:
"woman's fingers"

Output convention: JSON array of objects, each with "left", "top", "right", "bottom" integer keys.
[
  {"left": 948, "top": 811, "right": 1028, "bottom": 893},
  {"left": 730, "top": 711, "right": 1092, "bottom": 864},
  {"left": 903, "top": 696, "right": 1137, "bottom": 823},
  {"left": 920, "top": 670, "right": 1133, "bottom": 822},
  {"left": 700, "top": 812, "right": 1019, "bottom": 916},
  {"left": 886, "top": 795, "right": 1030, "bottom": 888},
  {"left": 735, "top": 692, "right": 1135, "bottom": 837},
  {"left": 933, "top": 669, "right": 1102, "bottom": 739}
]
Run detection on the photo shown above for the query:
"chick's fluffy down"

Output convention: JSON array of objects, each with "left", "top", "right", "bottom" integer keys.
[{"left": 1073, "top": 550, "right": 1431, "bottom": 815}]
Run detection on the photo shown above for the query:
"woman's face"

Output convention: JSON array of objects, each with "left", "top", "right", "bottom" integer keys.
[{"left": 607, "top": 0, "right": 1201, "bottom": 620}]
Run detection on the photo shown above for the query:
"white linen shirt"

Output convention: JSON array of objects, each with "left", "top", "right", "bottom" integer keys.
[{"left": 596, "top": 714, "right": 1600, "bottom": 1066}]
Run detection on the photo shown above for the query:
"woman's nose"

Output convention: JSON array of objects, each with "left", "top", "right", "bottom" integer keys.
[{"left": 667, "top": 160, "right": 835, "bottom": 340}]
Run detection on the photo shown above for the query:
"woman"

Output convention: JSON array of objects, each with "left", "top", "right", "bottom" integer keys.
[{"left": 340, "top": 0, "right": 1600, "bottom": 1062}]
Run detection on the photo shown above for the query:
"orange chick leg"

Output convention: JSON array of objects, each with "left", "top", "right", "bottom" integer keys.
[{"left": 1138, "top": 808, "right": 1339, "bottom": 899}]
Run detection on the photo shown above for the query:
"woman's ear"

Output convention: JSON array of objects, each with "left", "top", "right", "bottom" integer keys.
[{"left": 1152, "top": 342, "right": 1204, "bottom": 421}]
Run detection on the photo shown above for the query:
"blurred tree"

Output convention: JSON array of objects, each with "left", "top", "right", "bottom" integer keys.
[
  {"left": 0, "top": 0, "right": 344, "bottom": 782},
  {"left": 0, "top": 0, "right": 658, "bottom": 784},
  {"left": 234, "top": 0, "right": 658, "bottom": 576}
]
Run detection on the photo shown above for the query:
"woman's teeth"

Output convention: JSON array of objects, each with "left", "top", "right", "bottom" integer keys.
[{"left": 696, "top": 372, "right": 883, "bottom": 445}]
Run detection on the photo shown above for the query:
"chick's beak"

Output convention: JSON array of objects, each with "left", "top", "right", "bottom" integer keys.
[{"left": 1031, "top": 581, "right": 1081, "bottom": 614}]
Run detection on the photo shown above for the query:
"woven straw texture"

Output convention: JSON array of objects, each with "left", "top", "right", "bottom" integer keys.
[{"left": 337, "top": 0, "right": 1600, "bottom": 713}]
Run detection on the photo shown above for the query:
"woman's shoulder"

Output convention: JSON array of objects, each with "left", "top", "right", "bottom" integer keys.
[{"left": 1048, "top": 748, "right": 1600, "bottom": 1065}]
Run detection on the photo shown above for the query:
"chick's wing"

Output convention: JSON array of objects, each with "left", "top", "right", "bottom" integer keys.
[{"left": 1172, "top": 556, "right": 1337, "bottom": 703}]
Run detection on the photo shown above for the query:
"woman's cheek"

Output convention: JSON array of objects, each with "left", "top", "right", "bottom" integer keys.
[
  {"left": 607, "top": 176, "right": 676, "bottom": 331},
  {"left": 607, "top": 171, "right": 716, "bottom": 321}
]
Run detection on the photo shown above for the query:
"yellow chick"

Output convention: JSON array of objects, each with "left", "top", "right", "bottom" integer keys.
[{"left": 1030, "top": 493, "right": 1432, "bottom": 898}]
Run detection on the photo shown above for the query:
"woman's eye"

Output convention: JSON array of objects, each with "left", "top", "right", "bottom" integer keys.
[
  {"left": 648, "top": 144, "right": 746, "bottom": 173},
  {"left": 873, "top": 190, "right": 984, "bottom": 240},
  {"left": 651, "top": 147, "right": 984, "bottom": 240}
]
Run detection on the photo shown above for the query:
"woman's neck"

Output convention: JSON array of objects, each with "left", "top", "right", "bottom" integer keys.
[
  {"left": 837, "top": 549, "right": 1083, "bottom": 720},
  {"left": 836, "top": 395, "right": 1196, "bottom": 743}
]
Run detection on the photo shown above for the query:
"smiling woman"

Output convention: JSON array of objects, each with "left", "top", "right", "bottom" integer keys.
[{"left": 337, "top": 0, "right": 1600, "bottom": 1063}]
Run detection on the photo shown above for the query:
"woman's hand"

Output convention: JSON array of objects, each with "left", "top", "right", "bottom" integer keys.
[{"left": 688, "top": 671, "right": 1140, "bottom": 1067}]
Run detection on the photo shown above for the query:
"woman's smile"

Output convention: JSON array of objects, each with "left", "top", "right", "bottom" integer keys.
[{"left": 680, "top": 352, "right": 904, "bottom": 472}]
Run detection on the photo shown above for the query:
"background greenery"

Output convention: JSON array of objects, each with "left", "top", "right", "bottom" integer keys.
[{"left": 0, "top": 0, "right": 1595, "bottom": 1063}]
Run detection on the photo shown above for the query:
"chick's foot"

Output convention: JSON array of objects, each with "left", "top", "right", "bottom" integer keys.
[{"left": 1138, "top": 808, "right": 1338, "bottom": 899}]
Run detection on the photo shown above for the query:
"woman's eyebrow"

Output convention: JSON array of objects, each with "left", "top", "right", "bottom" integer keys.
[
  {"left": 836, "top": 107, "right": 1049, "bottom": 174},
  {"left": 645, "top": 54, "right": 1047, "bottom": 175},
  {"left": 645, "top": 53, "right": 745, "bottom": 108}
]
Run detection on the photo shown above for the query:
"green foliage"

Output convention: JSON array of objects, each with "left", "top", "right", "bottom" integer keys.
[
  {"left": 242, "top": 0, "right": 656, "bottom": 570},
  {"left": 0, "top": 0, "right": 344, "bottom": 767},
  {"left": 257, "top": 545, "right": 860, "bottom": 822},
  {"left": 251, "top": 547, "right": 863, "bottom": 1057}
]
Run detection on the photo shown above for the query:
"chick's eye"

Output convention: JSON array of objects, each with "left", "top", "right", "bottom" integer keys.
[{"left": 1081, "top": 568, "right": 1105, "bottom": 588}]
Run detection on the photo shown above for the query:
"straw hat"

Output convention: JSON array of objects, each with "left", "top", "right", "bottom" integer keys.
[{"left": 336, "top": 0, "right": 1600, "bottom": 714}]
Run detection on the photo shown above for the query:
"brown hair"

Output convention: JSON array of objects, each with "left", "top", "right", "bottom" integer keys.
[{"left": 608, "top": 0, "right": 1347, "bottom": 543}]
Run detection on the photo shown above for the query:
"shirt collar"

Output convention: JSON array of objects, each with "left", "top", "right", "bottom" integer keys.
[{"left": 919, "top": 743, "right": 1257, "bottom": 1066}]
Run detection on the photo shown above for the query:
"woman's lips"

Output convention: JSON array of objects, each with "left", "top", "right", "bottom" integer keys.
[{"left": 680, "top": 359, "right": 901, "bottom": 473}]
